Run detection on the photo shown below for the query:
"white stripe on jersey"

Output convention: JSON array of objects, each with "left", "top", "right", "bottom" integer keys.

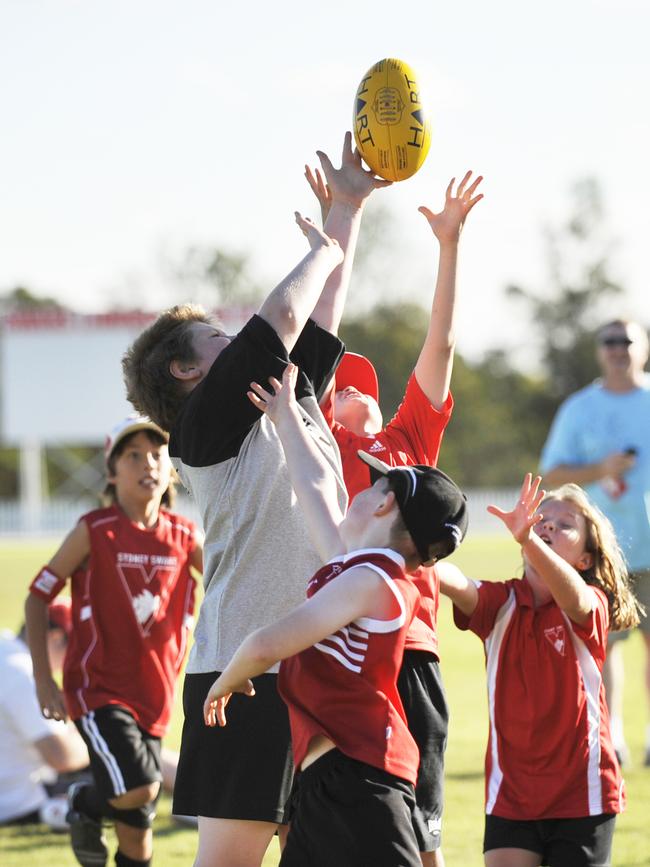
[
  {"left": 484, "top": 588, "right": 517, "bottom": 814},
  {"left": 354, "top": 563, "right": 406, "bottom": 633},
  {"left": 320, "top": 632, "right": 366, "bottom": 662},
  {"left": 314, "top": 641, "right": 362, "bottom": 673},
  {"left": 81, "top": 712, "right": 127, "bottom": 796},
  {"left": 89, "top": 515, "right": 119, "bottom": 529},
  {"left": 562, "top": 611, "right": 604, "bottom": 815},
  {"left": 313, "top": 555, "right": 406, "bottom": 672},
  {"left": 339, "top": 626, "right": 369, "bottom": 650}
]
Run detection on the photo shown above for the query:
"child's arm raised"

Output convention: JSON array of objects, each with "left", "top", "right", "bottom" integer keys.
[
  {"left": 256, "top": 214, "right": 343, "bottom": 354},
  {"left": 436, "top": 561, "right": 479, "bottom": 617},
  {"left": 415, "top": 172, "right": 483, "bottom": 410},
  {"left": 306, "top": 131, "right": 391, "bottom": 336},
  {"left": 24, "top": 521, "right": 90, "bottom": 721},
  {"left": 248, "top": 363, "right": 345, "bottom": 562},
  {"left": 203, "top": 562, "right": 392, "bottom": 727},
  {"left": 488, "top": 473, "right": 594, "bottom": 624}
]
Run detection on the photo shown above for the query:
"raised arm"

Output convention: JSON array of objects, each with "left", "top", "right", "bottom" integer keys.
[
  {"left": 256, "top": 214, "right": 343, "bottom": 353},
  {"left": 436, "top": 561, "right": 479, "bottom": 616},
  {"left": 248, "top": 363, "right": 346, "bottom": 562},
  {"left": 415, "top": 172, "right": 483, "bottom": 409},
  {"left": 306, "top": 131, "right": 391, "bottom": 336},
  {"left": 488, "top": 474, "right": 594, "bottom": 624},
  {"left": 25, "top": 520, "right": 90, "bottom": 722}
]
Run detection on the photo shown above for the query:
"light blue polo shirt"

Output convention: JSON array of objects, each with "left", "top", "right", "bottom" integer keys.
[{"left": 540, "top": 375, "right": 650, "bottom": 571}]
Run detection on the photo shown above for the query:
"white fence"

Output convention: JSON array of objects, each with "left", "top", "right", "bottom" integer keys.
[{"left": 0, "top": 489, "right": 518, "bottom": 538}]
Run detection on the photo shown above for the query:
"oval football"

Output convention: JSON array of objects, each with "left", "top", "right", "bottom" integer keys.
[{"left": 353, "top": 58, "right": 431, "bottom": 182}]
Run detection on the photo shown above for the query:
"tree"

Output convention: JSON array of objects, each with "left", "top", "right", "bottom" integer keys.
[
  {"left": 0, "top": 285, "right": 67, "bottom": 313},
  {"left": 340, "top": 305, "right": 553, "bottom": 488},
  {"left": 506, "top": 178, "right": 624, "bottom": 399},
  {"left": 169, "top": 245, "right": 264, "bottom": 309}
]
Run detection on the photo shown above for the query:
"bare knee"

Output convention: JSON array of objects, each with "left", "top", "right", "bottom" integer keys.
[
  {"left": 195, "top": 817, "right": 279, "bottom": 867},
  {"left": 109, "top": 781, "right": 160, "bottom": 809}
]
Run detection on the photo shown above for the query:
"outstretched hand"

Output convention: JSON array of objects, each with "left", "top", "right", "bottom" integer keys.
[
  {"left": 304, "top": 164, "right": 332, "bottom": 226},
  {"left": 294, "top": 211, "right": 344, "bottom": 266},
  {"left": 203, "top": 677, "right": 256, "bottom": 728},
  {"left": 419, "top": 171, "right": 484, "bottom": 244},
  {"left": 487, "top": 473, "right": 546, "bottom": 545},
  {"left": 307, "top": 131, "right": 392, "bottom": 218},
  {"left": 248, "top": 362, "right": 299, "bottom": 426}
]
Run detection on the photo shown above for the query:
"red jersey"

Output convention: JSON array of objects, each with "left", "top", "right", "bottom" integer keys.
[
  {"left": 454, "top": 577, "right": 624, "bottom": 820},
  {"left": 279, "top": 549, "right": 421, "bottom": 785},
  {"left": 29, "top": 506, "right": 199, "bottom": 737},
  {"left": 324, "top": 373, "right": 453, "bottom": 656}
]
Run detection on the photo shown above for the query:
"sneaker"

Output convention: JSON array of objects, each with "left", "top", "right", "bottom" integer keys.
[
  {"left": 66, "top": 782, "right": 108, "bottom": 867},
  {"left": 40, "top": 796, "right": 71, "bottom": 832}
]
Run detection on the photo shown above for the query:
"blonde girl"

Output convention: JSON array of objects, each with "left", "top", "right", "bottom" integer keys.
[{"left": 440, "top": 473, "right": 641, "bottom": 867}]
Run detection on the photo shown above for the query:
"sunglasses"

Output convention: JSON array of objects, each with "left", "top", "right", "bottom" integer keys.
[{"left": 600, "top": 337, "right": 633, "bottom": 348}]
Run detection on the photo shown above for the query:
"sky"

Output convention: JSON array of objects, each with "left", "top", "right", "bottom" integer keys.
[{"left": 1, "top": 0, "right": 649, "bottom": 364}]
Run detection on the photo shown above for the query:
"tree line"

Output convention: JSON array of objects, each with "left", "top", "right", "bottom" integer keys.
[{"left": 0, "top": 178, "right": 642, "bottom": 495}]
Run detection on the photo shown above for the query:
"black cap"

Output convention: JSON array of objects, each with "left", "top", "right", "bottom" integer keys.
[{"left": 358, "top": 451, "right": 468, "bottom": 563}]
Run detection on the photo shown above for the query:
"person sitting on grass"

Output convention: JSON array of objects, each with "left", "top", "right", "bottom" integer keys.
[{"left": 0, "top": 598, "right": 89, "bottom": 829}]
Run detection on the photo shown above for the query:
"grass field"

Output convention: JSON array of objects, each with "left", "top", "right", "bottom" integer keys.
[{"left": 1, "top": 535, "right": 649, "bottom": 866}]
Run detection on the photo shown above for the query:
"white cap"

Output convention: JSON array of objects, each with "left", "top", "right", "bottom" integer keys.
[{"left": 104, "top": 414, "right": 167, "bottom": 461}]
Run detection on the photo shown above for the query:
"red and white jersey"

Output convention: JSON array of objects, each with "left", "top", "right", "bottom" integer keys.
[
  {"left": 454, "top": 577, "right": 624, "bottom": 820},
  {"left": 323, "top": 373, "right": 453, "bottom": 656},
  {"left": 279, "top": 549, "right": 421, "bottom": 785},
  {"left": 29, "top": 506, "right": 199, "bottom": 737}
]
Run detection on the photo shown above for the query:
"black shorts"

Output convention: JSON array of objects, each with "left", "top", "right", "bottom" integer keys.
[
  {"left": 280, "top": 749, "right": 421, "bottom": 867},
  {"left": 74, "top": 705, "right": 161, "bottom": 801},
  {"left": 172, "top": 671, "right": 293, "bottom": 823},
  {"left": 397, "top": 650, "right": 448, "bottom": 852},
  {"left": 484, "top": 813, "right": 616, "bottom": 866}
]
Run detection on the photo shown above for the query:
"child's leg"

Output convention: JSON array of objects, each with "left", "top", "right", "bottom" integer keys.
[
  {"left": 110, "top": 782, "right": 159, "bottom": 863},
  {"left": 195, "top": 818, "right": 279, "bottom": 867},
  {"left": 71, "top": 705, "right": 162, "bottom": 866},
  {"left": 174, "top": 672, "right": 293, "bottom": 867},
  {"left": 397, "top": 652, "right": 449, "bottom": 865}
]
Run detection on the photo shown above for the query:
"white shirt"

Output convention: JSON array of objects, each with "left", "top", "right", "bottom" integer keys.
[{"left": 0, "top": 630, "right": 62, "bottom": 822}]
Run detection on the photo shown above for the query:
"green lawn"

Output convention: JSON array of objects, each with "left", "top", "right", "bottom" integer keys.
[{"left": 1, "top": 535, "right": 648, "bottom": 866}]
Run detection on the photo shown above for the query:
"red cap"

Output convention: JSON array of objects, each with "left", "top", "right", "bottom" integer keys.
[
  {"left": 335, "top": 352, "right": 379, "bottom": 402},
  {"left": 48, "top": 598, "right": 72, "bottom": 634}
]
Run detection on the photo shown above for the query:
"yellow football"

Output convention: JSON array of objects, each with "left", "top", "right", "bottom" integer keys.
[{"left": 353, "top": 58, "right": 431, "bottom": 182}]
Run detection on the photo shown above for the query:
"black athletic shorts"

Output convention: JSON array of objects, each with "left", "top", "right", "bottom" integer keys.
[
  {"left": 484, "top": 813, "right": 616, "bottom": 866},
  {"left": 281, "top": 749, "right": 421, "bottom": 867},
  {"left": 396, "top": 650, "right": 449, "bottom": 852},
  {"left": 172, "top": 671, "right": 293, "bottom": 823},
  {"left": 74, "top": 705, "right": 162, "bottom": 801}
]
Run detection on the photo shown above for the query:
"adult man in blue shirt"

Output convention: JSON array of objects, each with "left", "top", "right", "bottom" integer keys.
[{"left": 540, "top": 319, "right": 650, "bottom": 766}]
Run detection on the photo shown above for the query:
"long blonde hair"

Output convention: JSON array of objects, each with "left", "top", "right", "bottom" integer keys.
[{"left": 542, "top": 484, "right": 642, "bottom": 631}]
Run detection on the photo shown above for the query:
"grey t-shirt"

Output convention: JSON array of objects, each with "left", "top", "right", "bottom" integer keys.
[{"left": 169, "top": 315, "right": 347, "bottom": 673}]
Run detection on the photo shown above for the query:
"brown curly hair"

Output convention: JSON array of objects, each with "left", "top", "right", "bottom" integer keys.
[{"left": 122, "top": 304, "right": 215, "bottom": 431}]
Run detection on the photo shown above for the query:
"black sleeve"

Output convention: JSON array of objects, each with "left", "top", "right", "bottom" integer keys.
[
  {"left": 170, "top": 315, "right": 291, "bottom": 466},
  {"left": 290, "top": 319, "right": 345, "bottom": 402}
]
